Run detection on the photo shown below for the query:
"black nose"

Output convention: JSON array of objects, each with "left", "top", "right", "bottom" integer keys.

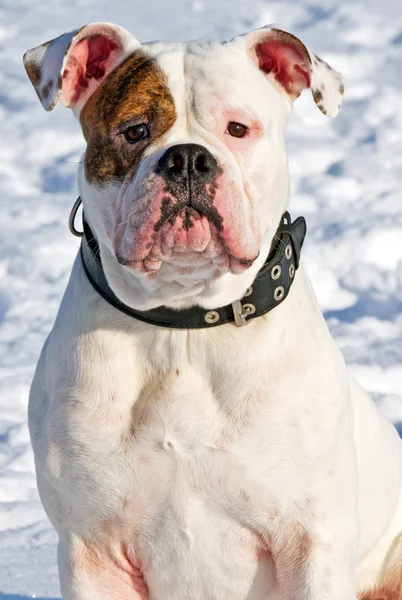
[{"left": 157, "top": 143, "right": 218, "bottom": 184}]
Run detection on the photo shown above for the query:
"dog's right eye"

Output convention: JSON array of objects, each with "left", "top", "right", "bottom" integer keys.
[
  {"left": 227, "top": 122, "right": 248, "bottom": 138},
  {"left": 123, "top": 124, "right": 150, "bottom": 143}
]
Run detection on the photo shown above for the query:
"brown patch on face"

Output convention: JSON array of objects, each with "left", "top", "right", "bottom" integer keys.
[
  {"left": 339, "top": 83, "right": 345, "bottom": 95},
  {"left": 80, "top": 50, "right": 176, "bottom": 185}
]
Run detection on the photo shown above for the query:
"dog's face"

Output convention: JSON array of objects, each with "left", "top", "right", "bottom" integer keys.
[{"left": 24, "top": 23, "right": 344, "bottom": 310}]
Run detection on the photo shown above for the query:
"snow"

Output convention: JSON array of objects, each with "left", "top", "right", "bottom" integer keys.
[{"left": 0, "top": 0, "right": 401, "bottom": 596}]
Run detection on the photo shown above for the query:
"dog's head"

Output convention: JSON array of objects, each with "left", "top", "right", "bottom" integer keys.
[{"left": 24, "top": 23, "right": 344, "bottom": 310}]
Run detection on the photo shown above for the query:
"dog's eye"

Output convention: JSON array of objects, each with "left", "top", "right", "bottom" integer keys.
[
  {"left": 227, "top": 122, "right": 248, "bottom": 138},
  {"left": 123, "top": 124, "right": 150, "bottom": 143}
]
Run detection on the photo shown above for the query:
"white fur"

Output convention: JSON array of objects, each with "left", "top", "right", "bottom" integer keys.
[{"left": 27, "top": 25, "right": 402, "bottom": 600}]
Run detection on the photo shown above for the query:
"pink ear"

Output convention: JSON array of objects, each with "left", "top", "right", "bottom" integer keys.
[
  {"left": 254, "top": 32, "right": 311, "bottom": 99},
  {"left": 61, "top": 35, "right": 120, "bottom": 106},
  {"left": 244, "top": 27, "right": 345, "bottom": 117},
  {"left": 23, "top": 23, "right": 139, "bottom": 111}
]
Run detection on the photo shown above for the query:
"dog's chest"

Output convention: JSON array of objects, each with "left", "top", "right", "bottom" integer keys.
[
  {"left": 64, "top": 364, "right": 278, "bottom": 521},
  {"left": 119, "top": 374, "right": 276, "bottom": 597},
  {"left": 43, "top": 358, "right": 291, "bottom": 597}
]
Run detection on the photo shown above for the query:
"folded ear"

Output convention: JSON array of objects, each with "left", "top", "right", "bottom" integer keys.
[
  {"left": 245, "top": 26, "right": 345, "bottom": 117},
  {"left": 23, "top": 22, "right": 140, "bottom": 113}
]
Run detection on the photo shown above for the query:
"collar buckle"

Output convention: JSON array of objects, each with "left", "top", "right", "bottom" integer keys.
[{"left": 232, "top": 299, "right": 256, "bottom": 327}]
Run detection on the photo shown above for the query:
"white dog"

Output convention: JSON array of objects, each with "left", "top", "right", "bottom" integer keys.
[{"left": 24, "top": 22, "right": 402, "bottom": 600}]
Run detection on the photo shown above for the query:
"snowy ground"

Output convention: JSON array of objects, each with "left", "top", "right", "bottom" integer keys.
[{"left": 1, "top": 0, "right": 402, "bottom": 596}]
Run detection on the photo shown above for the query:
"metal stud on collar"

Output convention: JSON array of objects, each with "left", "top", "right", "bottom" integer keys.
[
  {"left": 69, "top": 196, "right": 84, "bottom": 237},
  {"left": 274, "top": 286, "right": 285, "bottom": 301},
  {"left": 205, "top": 310, "right": 220, "bottom": 324},
  {"left": 285, "top": 244, "right": 292, "bottom": 259},
  {"left": 271, "top": 265, "right": 281, "bottom": 280}
]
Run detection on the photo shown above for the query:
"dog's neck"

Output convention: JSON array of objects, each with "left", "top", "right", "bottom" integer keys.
[
  {"left": 78, "top": 212, "right": 306, "bottom": 330},
  {"left": 79, "top": 207, "right": 305, "bottom": 314},
  {"left": 68, "top": 234, "right": 330, "bottom": 345},
  {"left": 98, "top": 234, "right": 274, "bottom": 312}
]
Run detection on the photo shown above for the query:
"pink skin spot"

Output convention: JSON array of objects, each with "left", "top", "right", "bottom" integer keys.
[
  {"left": 248, "top": 531, "right": 274, "bottom": 564},
  {"left": 71, "top": 540, "right": 149, "bottom": 599},
  {"left": 255, "top": 545, "right": 273, "bottom": 562}
]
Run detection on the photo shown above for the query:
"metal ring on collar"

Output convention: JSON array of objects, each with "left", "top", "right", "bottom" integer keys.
[
  {"left": 69, "top": 196, "right": 84, "bottom": 237},
  {"left": 242, "top": 303, "right": 256, "bottom": 316},
  {"left": 205, "top": 310, "right": 220, "bottom": 324},
  {"left": 274, "top": 286, "right": 285, "bottom": 301},
  {"left": 271, "top": 265, "right": 281, "bottom": 280}
]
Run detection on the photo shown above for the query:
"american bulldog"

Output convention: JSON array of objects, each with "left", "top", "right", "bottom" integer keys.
[{"left": 24, "top": 23, "right": 402, "bottom": 600}]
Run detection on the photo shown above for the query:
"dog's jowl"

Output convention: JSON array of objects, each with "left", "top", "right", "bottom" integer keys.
[{"left": 24, "top": 22, "right": 402, "bottom": 600}]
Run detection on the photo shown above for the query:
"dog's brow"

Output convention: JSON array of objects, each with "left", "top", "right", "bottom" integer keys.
[{"left": 110, "top": 56, "right": 156, "bottom": 106}]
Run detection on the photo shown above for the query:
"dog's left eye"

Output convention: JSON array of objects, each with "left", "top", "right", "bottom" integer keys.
[
  {"left": 227, "top": 122, "right": 248, "bottom": 138},
  {"left": 123, "top": 124, "right": 150, "bottom": 143}
]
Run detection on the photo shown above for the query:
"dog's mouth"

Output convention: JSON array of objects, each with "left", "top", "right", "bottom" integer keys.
[
  {"left": 153, "top": 198, "right": 224, "bottom": 235},
  {"left": 115, "top": 207, "right": 257, "bottom": 276},
  {"left": 113, "top": 183, "right": 260, "bottom": 276}
]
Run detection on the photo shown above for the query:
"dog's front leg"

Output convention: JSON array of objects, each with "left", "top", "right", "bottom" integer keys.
[
  {"left": 266, "top": 489, "right": 359, "bottom": 600},
  {"left": 58, "top": 537, "right": 148, "bottom": 600},
  {"left": 272, "top": 519, "right": 358, "bottom": 600}
]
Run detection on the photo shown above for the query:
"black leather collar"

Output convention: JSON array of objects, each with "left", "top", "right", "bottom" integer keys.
[{"left": 79, "top": 210, "right": 306, "bottom": 328}]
